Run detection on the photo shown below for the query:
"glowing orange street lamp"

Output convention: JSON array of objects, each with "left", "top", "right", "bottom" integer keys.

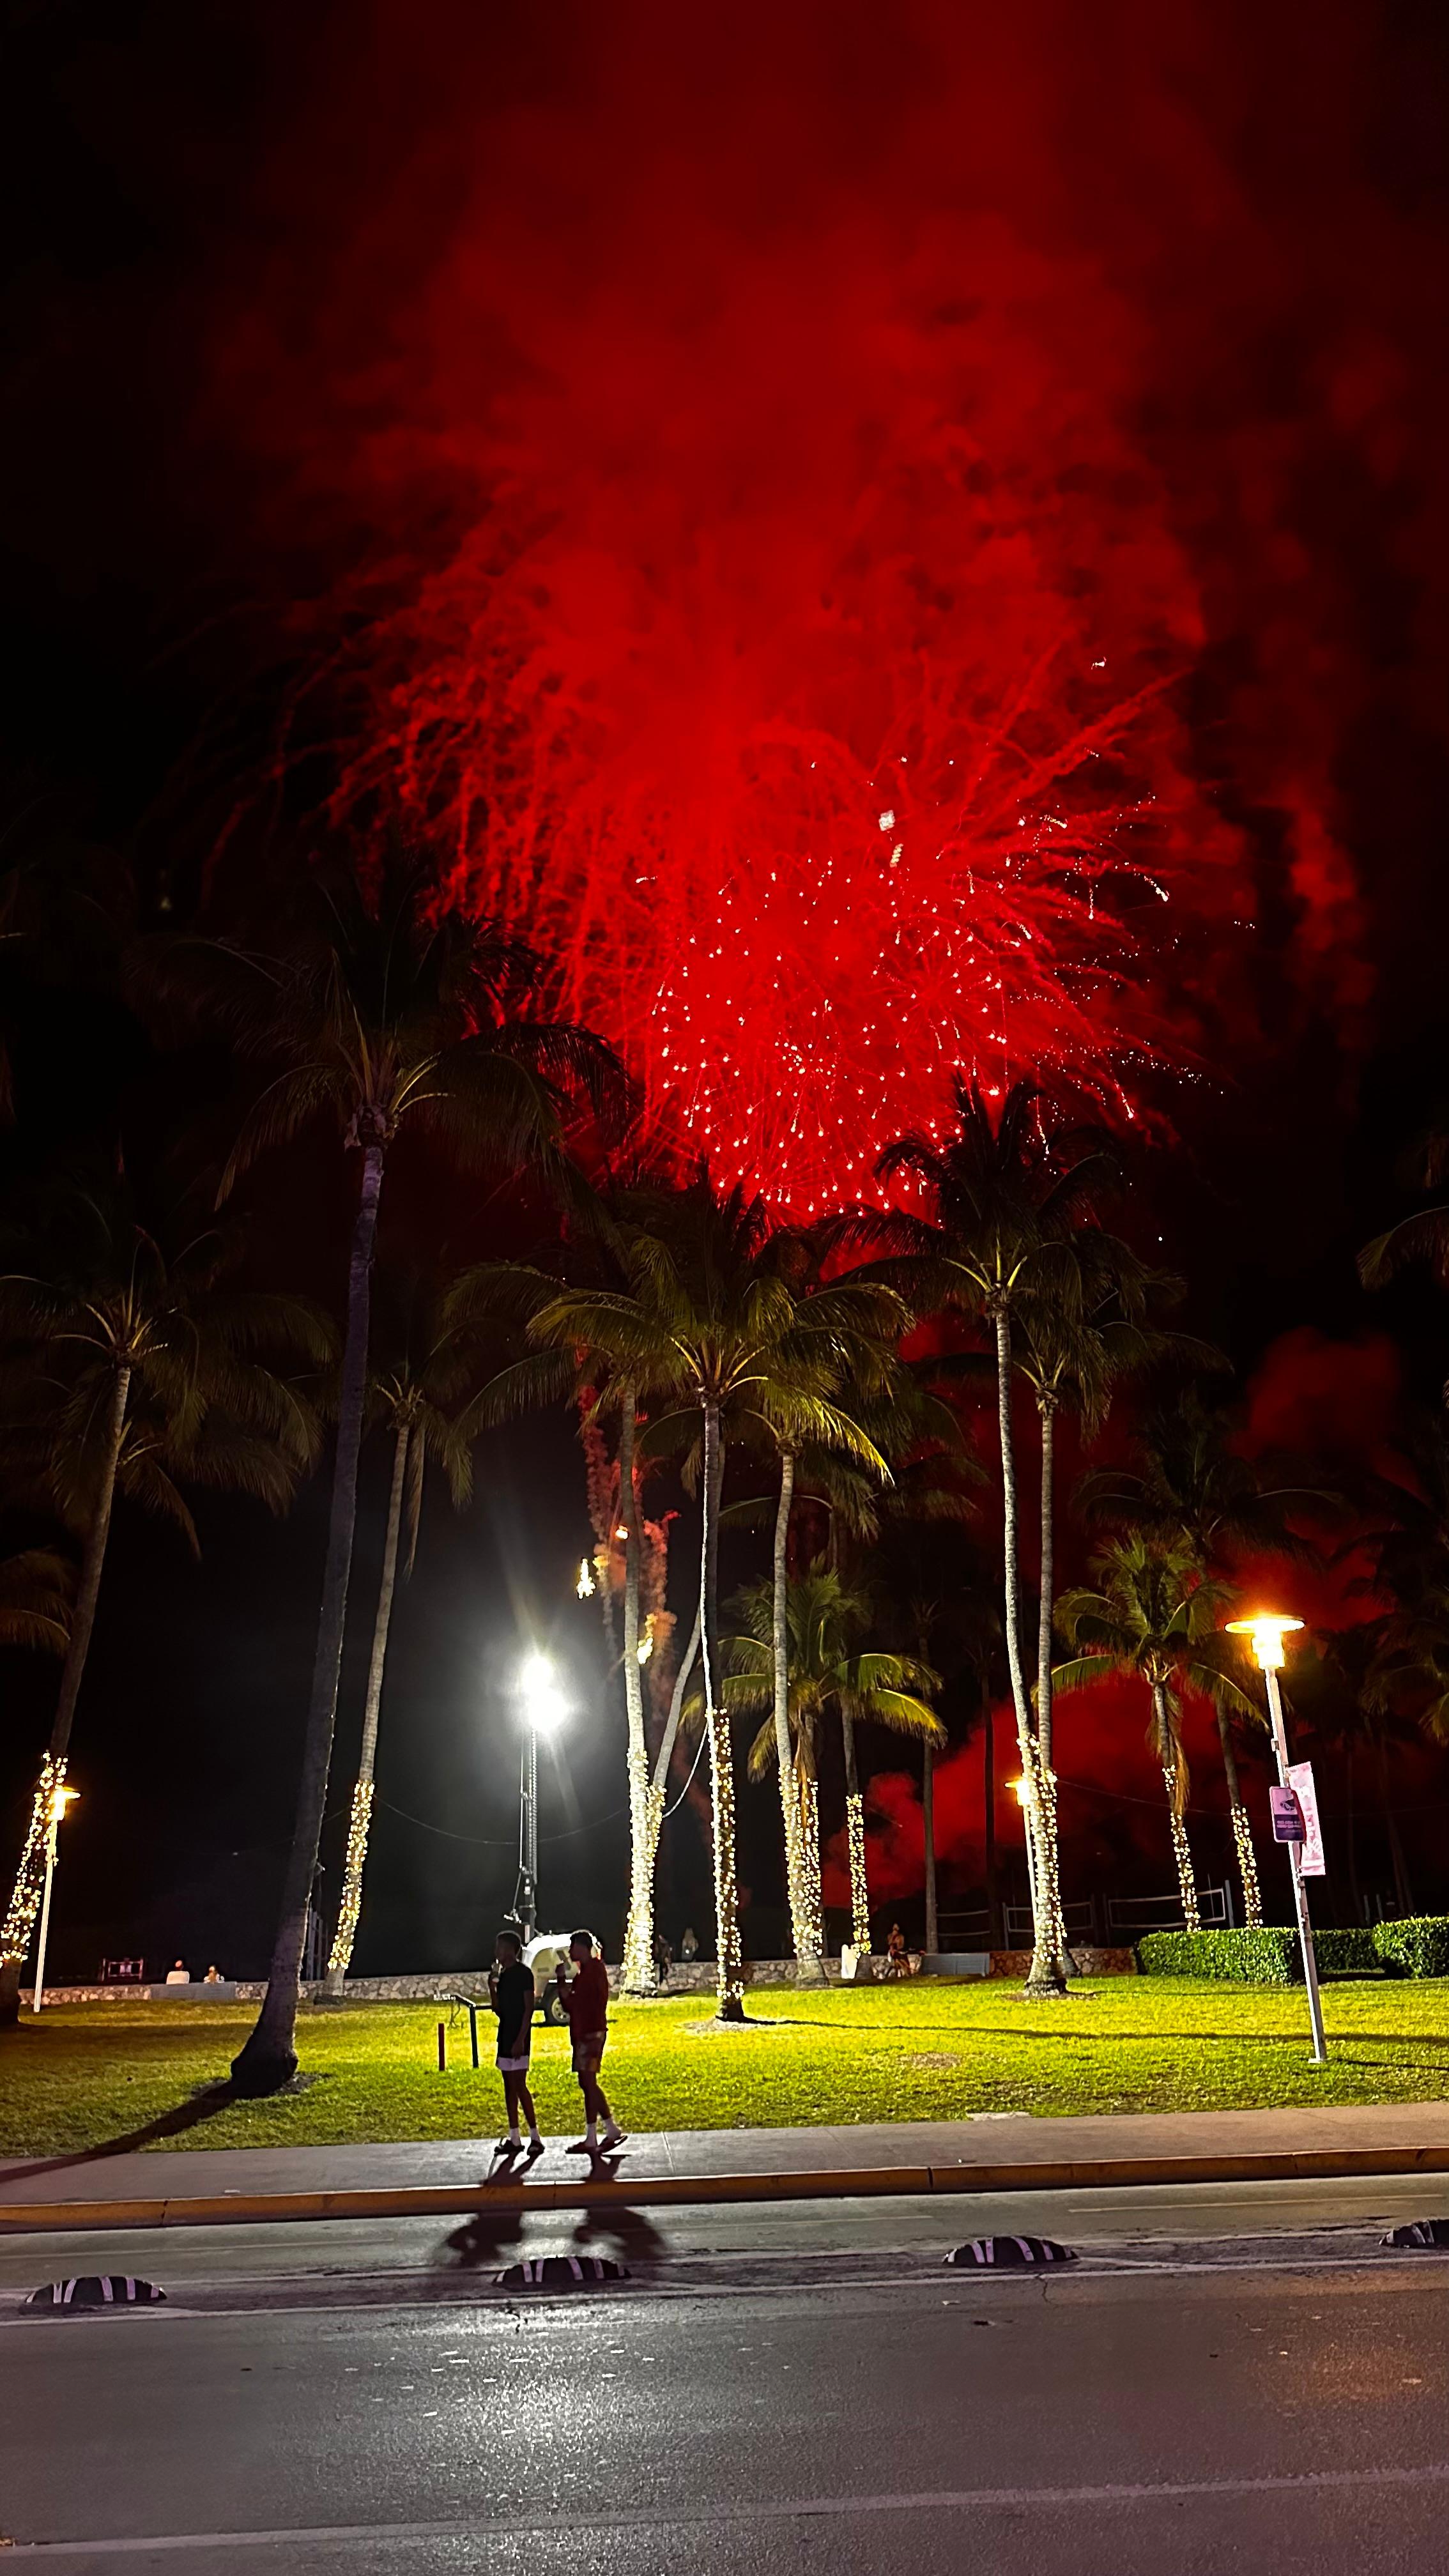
[
  {"left": 31, "top": 1783, "right": 79, "bottom": 2016},
  {"left": 1227, "top": 1614, "right": 1326, "bottom": 2064}
]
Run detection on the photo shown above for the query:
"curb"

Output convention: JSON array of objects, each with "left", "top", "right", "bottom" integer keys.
[{"left": 4, "top": 2142, "right": 1449, "bottom": 2232}]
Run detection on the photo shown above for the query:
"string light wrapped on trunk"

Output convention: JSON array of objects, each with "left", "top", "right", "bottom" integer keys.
[
  {"left": 1230, "top": 1799, "right": 1262, "bottom": 1928},
  {"left": 1163, "top": 1765, "right": 1201, "bottom": 1931},
  {"left": 845, "top": 1791, "right": 871, "bottom": 1956},
  {"left": 708, "top": 1706, "right": 746, "bottom": 2014},
  {"left": 326, "top": 1777, "right": 374, "bottom": 1981},
  {"left": 0, "top": 1755, "right": 66, "bottom": 1975}
]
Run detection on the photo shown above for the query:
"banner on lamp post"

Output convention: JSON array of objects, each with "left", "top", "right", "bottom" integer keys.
[{"left": 1286, "top": 1761, "right": 1326, "bottom": 1878}]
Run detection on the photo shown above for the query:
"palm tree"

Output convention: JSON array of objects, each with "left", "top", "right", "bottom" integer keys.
[
  {"left": 450, "top": 1218, "right": 682, "bottom": 1998},
  {"left": 1365, "top": 1586, "right": 1449, "bottom": 1912},
  {"left": 1310, "top": 1623, "right": 1406, "bottom": 1922},
  {"left": 1077, "top": 1383, "right": 1330, "bottom": 1925},
  {"left": 528, "top": 1173, "right": 894, "bottom": 2018},
  {"left": 1360, "top": 1133, "right": 1449, "bottom": 1304},
  {"left": 1053, "top": 1534, "right": 1259, "bottom": 1928},
  {"left": 321, "top": 1278, "right": 482, "bottom": 1995},
  {"left": 1016, "top": 1255, "right": 1208, "bottom": 1951},
  {"left": 0, "top": 1549, "right": 73, "bottom": 1654},
  {"left": 720, "top": 1248, "right": 912, "bottom": 1974},
  {"left": 1076, "top": 1384, "right": 1332, "bottom": 1568},
  {"left": 1350, "top": 1416, "right": 1449, "bottom": 1615},
  {"left": 0, "top": 1180, "right": 326, "bottom": 2021},
  {"left": 877, "top": 1076, "right": 1116, "bottom": 1993},
  {"left": 147, "top": 849, "right": 624, "bottom": 2090},
  {"left": 716, "top": 1564, "right": 943, "bottom": 1949},
  {"left": 818, "top": 1395, "right": 987, "bottom": 1955}
]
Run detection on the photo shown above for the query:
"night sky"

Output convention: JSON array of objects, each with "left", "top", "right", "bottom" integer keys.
[{"left": 2, "top": 0, "right": 1448, "bottom": 1977}]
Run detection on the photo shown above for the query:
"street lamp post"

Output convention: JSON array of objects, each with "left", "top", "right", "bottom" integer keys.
[
  {"left": 514, "top": 1654, "right": 568, "bottom": 1942},
  {"left": 31, "top": 1784, "right": 79, "bottom": 2015},
  {"left": 1227, "top": 1614, "right": 1327, "bottom": 2066}
]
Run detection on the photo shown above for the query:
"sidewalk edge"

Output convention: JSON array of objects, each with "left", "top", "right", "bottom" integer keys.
[{"left": 4, "top": 2141, "right": 1449, "bottom": 2232}]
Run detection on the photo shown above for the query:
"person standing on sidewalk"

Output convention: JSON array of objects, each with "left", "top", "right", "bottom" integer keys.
[
  {"left": 557, "top": 1929, "right": 625, "bottom": 2156},
  {"left": 488, "top": 1929, "right": 543, "bottom": 2158}
]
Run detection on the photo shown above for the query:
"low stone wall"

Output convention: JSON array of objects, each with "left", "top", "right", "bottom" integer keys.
[
  {"left": 27, "top": 1947, "right": 1137, "bottom": 2007},
  {"left": 986, "top": 1947, "right": 1137, "bottom": 1980},
  {"left": 25, "top": 1959, "right": 845, "bottom": 2007}
]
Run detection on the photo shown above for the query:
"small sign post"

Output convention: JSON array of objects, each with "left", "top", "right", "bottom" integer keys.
[
  {"left": 1269, "top": 1785, "right": 1305, "bottom": 1844},
  {"left": 1227, "top": 1616, "right": 1328, "bottom": 2066},
  {"left": 1264, "top": 1667, "right": 1328, "bottom": 2063}
]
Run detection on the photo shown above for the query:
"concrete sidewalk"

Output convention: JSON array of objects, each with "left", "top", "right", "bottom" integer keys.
[{"left": 3, "top": 2098, "right": 1448, "bottom": 2230}]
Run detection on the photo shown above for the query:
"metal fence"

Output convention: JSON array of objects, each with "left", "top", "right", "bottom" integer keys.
[
  {"left": 1106, "top": 1883, "right": 1232, "bottom": 1934},
  {"left": 1004, "top": 1898, "right": 1097, "bottom": 1947},
  {"left": 936, "top": 1883, "right": 1234, "bottom": 1948}
]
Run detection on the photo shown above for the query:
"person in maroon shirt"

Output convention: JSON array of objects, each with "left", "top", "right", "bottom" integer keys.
[{"left": 556, "top": 1928, "right": 626, "bottom": 2155}]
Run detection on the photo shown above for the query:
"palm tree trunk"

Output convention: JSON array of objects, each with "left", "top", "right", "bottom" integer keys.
[
  {"left": 772, "top": 1448, "right": 818, "bottom": 1974},
  {"left": 700, "top": 1397, "right": 745, "bottom": 2020},
  {"left": 1215, "top": 1705, "right": 1261, "bottom": 1929},
  {"left": 630, "top": 1604, "right": 699, "bottom": 1931},
  {"left": 619, "top": 1386, "right": 657, "bottom": 1996},
  {"left": 652, "top": 1609, "right": 700, "bottom": 1796},
  {"left": 1036, "top": 1399, "right": 1055, "bottom": 1772},
  {"left": 923, "top": 1740, "right": 938, "bottom": 1955},
  {"left": 797, "top": 1763, "right": 822, "bottom": 1942},
  {"left": 1155, "top": 1685, "right": 1200, "bottom": 1930},
  {"left": 232, "top": 1138, "right": 385, "bottom": 2093},
  {"left": 841, "top": 1703, "right": 871, "bottom": 1954},
  {"left": 993, "top": 1307, "right": 1064, "bottom": 1994},
  {"left": 322, "top": 1417, "right": 410, "bottom": 1998},
  {"left": 983, "top": 1679, "right": 1002, "bottom": 1949},
  {"left": 1034, "top": 1393, "right": 1068, "bottom": 1970},
  {"left": 0, "top": 1364, "right": 131, "bottom": 2024},
  {"left": 1371, "top": 1714, "right": 1413, "bottom": 1915}
]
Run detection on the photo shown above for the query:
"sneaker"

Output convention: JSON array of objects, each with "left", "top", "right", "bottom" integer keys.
[
  {"left": 525, "top": 2135, "right": 545, "bottom": 2158},
  {"left": 494, "top": 2136, "right": 521, "bottom": 2157}
]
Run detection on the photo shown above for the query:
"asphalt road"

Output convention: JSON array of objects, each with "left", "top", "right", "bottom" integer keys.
[{"left": 4, "top": 2179, "right": 1449, "bottom": 2571}]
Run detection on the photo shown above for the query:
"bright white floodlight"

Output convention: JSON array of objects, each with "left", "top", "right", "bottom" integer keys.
[{"left": 518, "top": 1652, "right": 569, "bottom": 1735}]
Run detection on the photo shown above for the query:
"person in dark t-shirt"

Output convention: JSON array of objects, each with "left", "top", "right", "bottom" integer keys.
[{"left": 488, "top": 1930, "right": 542, "bottom": 2156}]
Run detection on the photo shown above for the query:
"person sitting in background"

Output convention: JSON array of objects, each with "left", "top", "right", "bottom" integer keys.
[
  {"left": 203, "top": 1965, "right": 222, "bottom": 1984},
  {"left": 653, "top": 1929, "right": 673, "bottom": 1988},
  {"left": 164, "top": 1960, "right": 190, "bottom": 1985},
  {"left": 884, "top": 1923, "right": 910, "bottom": 1979},
  {"left": 679, "top": 1924, "right": 698, "bottom": 1963}
]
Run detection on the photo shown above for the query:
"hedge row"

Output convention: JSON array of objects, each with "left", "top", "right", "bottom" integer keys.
[
  {"left": 1138, "top": 1928, "right": 1300, "bottom": 1982},
  {"left": 1372, "top": 1917, "right": 1449, "bottom": 1979},
  {"left": 1138, "top": 1920, "right": 1449, "bottom": 1982}
]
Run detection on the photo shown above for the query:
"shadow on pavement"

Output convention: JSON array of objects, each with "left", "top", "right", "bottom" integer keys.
[
  {"left": 571, "top": 2202, "right": 669, "bottom": 2265},
  {"left": 0, "top": 2081, "right": 240, "bottom": 2186},
  {"left": 440, "top": 2148, "right": 669, "bottom": 2274}
]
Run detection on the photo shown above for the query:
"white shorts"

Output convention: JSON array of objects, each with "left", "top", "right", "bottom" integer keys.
[{"left": 496, "top": 2052, "right": 532, "bottom": 2075}]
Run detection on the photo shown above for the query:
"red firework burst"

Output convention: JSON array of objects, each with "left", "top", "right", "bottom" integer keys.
[{"left": 310, "top": 179, "right": 1248, "bottom": 1204}]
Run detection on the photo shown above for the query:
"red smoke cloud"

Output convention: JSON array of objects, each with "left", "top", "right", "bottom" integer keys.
[
  {"left": 192, "top": 0, "right": 1448, "bottom": 1200},
  {"left": 823, "top": 1669, "right": 1234, "bottom": 1911},
  {"left": 1234, "top": 1328, "right": 1403, "bottom": 1632},
  {"left": 1239, "top": 1328, "right": 1402, "bottom": 1473}
]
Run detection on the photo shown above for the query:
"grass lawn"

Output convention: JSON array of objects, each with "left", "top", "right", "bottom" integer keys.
[{"left": 4, "top": 1978, "right": 1449, "bottom": 2160}]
